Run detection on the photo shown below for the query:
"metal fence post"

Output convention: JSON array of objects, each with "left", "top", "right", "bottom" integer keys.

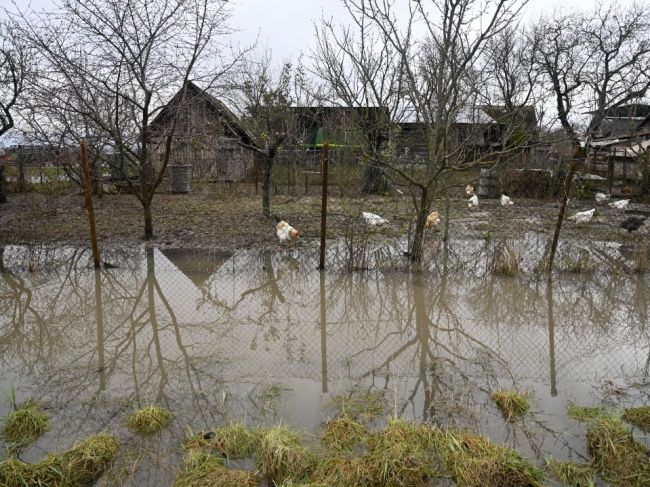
[
  {"left": 319, "top": 142, "right": 329, "bottom": 270},
  {"left": 80, "top": 140, "right": 101, "bottom": 268}
]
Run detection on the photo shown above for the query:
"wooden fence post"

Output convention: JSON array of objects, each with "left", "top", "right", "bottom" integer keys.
[
  {"left": 319, "top": 142, "right": 329, "bottom": 270},
  {"left": 80, "top": 140, "right": 101, "bottom": 268}
]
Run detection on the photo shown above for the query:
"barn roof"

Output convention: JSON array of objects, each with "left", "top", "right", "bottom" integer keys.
[{"left": 149, "top": 81, "right": 254, "bottom": 145}]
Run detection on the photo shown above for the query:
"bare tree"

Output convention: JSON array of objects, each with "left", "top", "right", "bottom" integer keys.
[
  {"left": 533, "top": 1, "right": 650, "bottom": 269},
  {"left": 13, "top": 0, "right": 242, "bottom": 238},
  {"left": 0, "top": 19, "right": 28, "bottom": 203},
  {"left": 313, "top": 0, "right": 529, "bottom": 262}
]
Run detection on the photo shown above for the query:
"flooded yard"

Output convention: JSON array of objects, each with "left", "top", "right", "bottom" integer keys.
[{"left": 0, "top": 245, "right": 649, "bottom": 485}]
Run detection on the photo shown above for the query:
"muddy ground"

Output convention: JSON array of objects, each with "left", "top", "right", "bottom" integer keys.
[{"left": 0, "top": 183, "right": 646, "bottom": 251}]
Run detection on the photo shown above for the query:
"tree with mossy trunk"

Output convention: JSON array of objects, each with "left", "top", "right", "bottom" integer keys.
[{"left": 13, "top": 0, "right": 243, "bottom": 238}]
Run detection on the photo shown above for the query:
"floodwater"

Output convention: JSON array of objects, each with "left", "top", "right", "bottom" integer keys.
[{"left": 0, "top": 245, "right": 649, "bottom": 485}]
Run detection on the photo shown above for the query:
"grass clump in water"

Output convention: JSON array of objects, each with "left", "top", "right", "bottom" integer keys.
[
  {"left": 491, "top": 242, "right": 519, "bottom": 276},
  {"left": 0, "top": 432, "right": 119, "bottom": 487},
  {"left": 622, "top": 406, "right": 650, "bottom": 432},
  {"left": 126, "top": 405, "right": 172, "bottom": 434},
  {"left": 321, "top": 416, "right": 367, "bottom": 452},
  {"left": 331, "top": 389, "right": 386, "bottom": 423},
  {"left": 2, "top": 399, "right": 49, "bottom": 450},
  {"left": 587, "top": 418, "right": 650, "bottom": 486},
  {"left": 545, "top": 459, "right": 595, "bottom": 487},
  {"left": 364, "top": 419, "right": 440, "bottom": 486},
  {"left": 567, "top": 405, "right": 616, "bottom": 422},
  {"left": 187, "top": 423, "right": 261, "bottom": 459},
  {"left": 173, "top": 449, "right": 258, "bottom": 487},
  {"left": 444, "top": 431, "right": 544, "bottom": 487},
  {"left": 491, "top": 390, "right": 530, "bottom": 421},
  {"left": 257, "top": 426, "right": 315, "bottom": 485}
]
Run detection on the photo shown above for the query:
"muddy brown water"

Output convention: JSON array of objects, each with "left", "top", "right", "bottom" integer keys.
[{"left": 0, "top": 245, "right": 649, "bottom": 485}]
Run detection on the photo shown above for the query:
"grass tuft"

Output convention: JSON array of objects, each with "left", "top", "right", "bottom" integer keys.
[
  {"left": 173, "top": 449, "right": 258, "bottom": 487},
  {"left": 331, "top": 389, "right": 386, "bottom": 423},
  {"left": 545, "top": 459, "right": 595, "bottom": 487},
  {"left": 186, "top": 423, "right": 261, "bottom": 459},
  {"left": 567, "top": 405, "right": 616, "bottom": 422},
  {"left": 321, "top": 416, "right": 367, "bottom": 453},
  {"left": 491, "top": 242, "right": 519, "bottom": 276},
  {"left": 622, "top": 406, "right": 650, "bottom": 432},
  {"left": 257, "top": 426, "right": 315, "bottom": 485},
  {"left": 444, "top": 431, "right": 544, "bottom": 487},
  {"left": 126, "top": 405, "right": 172, "bottom": 434},
  {"left": 491, "top": 390, "right": 530, "bottom": 421},
  {"left": 0, "top": 432, "right": 119, "bottom": 487},
  {"left": 2, "top": 399, "right": 49, "bottom": 450},
  {"left": 587, "top": 418, "right": 650, "bottom": 486}
]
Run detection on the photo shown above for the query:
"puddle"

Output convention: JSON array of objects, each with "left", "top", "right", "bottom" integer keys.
[{"left": 0, "top": 245, "right": 649, "bottom": 485}]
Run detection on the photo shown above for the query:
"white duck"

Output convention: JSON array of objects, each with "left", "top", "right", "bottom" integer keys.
[
  {"left": 568, "top": 208, "right": 595, "bottom": 224},
  {"left": 362, "top": 212, "right": 389, "bottom": 225},
  {"left": 595, "top": 192, "right": 610, "bottom": 203},
  {"left": 609, "top": 199, "right": 630, "bottom": 210},
  {"left": 500, "top": 194, "right": 514, "bottom": 206},
  {"left": 468, "top": 194, "right": 479, "bottom": 208},
  {"left": 276, "top": 220, "right": 300, "bottom": 243}
]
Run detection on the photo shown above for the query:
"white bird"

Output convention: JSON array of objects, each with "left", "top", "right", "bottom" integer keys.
[
  {"left": 500, "top": 194, "right": 514, "bottom": 206},
  {"left": 568, "top": 208, "right": 595, "bottom": 224},
  {"left": 362, "top": 211, "right": 389, "bottom": 225},
  {"left": 595, "top": 192, "right": 610, "bottom": 203},
  {"left": 465, "top": 184, "right": 475, "bottom": 196},
  {"left": 468, "top": 194, "right": 479, "bottom": 208},
  {"left": 276, "top": 220, "right": 300, "bottom": 243},
  {"left": 609, "top": 199, "right": 630, "bottom": 210}
]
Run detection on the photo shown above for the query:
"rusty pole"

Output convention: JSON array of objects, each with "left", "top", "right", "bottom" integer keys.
[
  {"left": 80, "top": 140, "right": 101, "bottom": 268},
  {"left": 319, "top": 142, "right": 329, "bottom": 270}
]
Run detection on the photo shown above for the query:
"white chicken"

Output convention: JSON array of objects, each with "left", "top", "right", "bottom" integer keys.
[
  {"left": 468, "top": 194, "right": 479, "bottom": 208},
  {"left": 276, "top": 220, "right": 300, "bottom": 243},
  {"left": 609, "top": 199, "right": 630, "bottom": 210},
  {"left": 595, "top": 192, "right": 610, "bottom": 203},
  {"left": 500, "top": 194, "right": 514, "bottom": 206},
  {"left": 568, "top": 208, "right": 595, "bottom": 224},
  {"left": 426, "top": 210, "right": 440, "bottom": 228},
  {"left": 362, "top": 212, "right": 389, "bottom": 225}
]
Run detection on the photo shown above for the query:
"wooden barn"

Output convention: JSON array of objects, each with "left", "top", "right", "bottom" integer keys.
[{"left": 149, "top": 81, "right": 255, "bottom": 182}]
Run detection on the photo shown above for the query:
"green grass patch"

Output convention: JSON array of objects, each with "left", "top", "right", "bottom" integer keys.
[
  {"left": 0, "top": 432, "right": 119, "bottom": 487},
  {"left": 187, "top": 423, "right": 261, "bottom": 459},
  {"left": 331, "top": 389, "right": 386, "bottom": 423},
  {"left": 444, "top": 431, "right": 544, "bottom": 486},
  {"left": 587, "top": 418, "right": 650, "bottom": 486},
  {"left": 173, "top": 450, "right": 258, "bottom": 487},
  {"left": 491, "top": 390, "right": 530, "bottom": 421},
  {"left": 545, "top": 459, "right": 595, "bottom": 487},
  {"left": 2, "top": 399, "right": 49, "bottom": 450},
  {"left": 622, "top": 406, "right": 650, "bottom": 432},
  {"left": 567, "top": 405, "right": 617, "bottom": 422},
  {"left": 126, "top": 405, "right": 172, "bottom": 434},
  {"left": 256, "top": 426, "right": 316, "bottom": 485},
  {"left": 321, "top": 416, "right": 367, "bottom": 453}
]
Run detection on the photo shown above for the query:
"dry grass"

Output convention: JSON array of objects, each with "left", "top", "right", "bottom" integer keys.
[
  {"left": 622, "top": 406, "right": 650, "bottom": 431},
  {"left": 321, "top": 416, "right": 367, "bottom": 453},
  {"left": 545, "top": 459, "right": 595, "bottom": 487},
  {"left": 567, "top": 405, "right": 616, "bottom": 422},
  {"left": 490, "top": 242, "right": 519, "bottom": 276},
  {"left": 256, "top": 426, "right": 315, "bottom": 485},
  {"left": 173, "top": 449, "right": 258, "bottom": 487},
  {"left": 444, "top": 431, "right": 544, "bottom": 487},
  {"left": 331, "top": 389, "right": 386, "bottom": 423},
  {"left": 126, "top": 405, "right": 172, "bottom": 434},
  {"left": 587, "top": 418, "right": 650, "bottom": 486},
  {"left": 0, "top": 432, "right": 119, "bottom": 487},
  {"left": 490, "top": 390, "right": 530, "bottom": 421},
  {"left": 186, "top": 423, "right": 261, "bottom": 459},
  {"left": 2, "top": 399, "right": 49, "bottom": 449}
]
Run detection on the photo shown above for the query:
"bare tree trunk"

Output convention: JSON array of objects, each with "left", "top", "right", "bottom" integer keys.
[
  {"left": 90, "top": 155, "right": 102, "bottom": 197},
  {"left": 262, "top": 155, "right": 272, "bottom": 217},
  {"left": 0, "top": 164, "right": 6, "bottom": 203},
  {"left": 361, "top": 161, "right": 390, "bottom": 194},
  {"left": 143, "top": 200, "right": 153, "bottom": 239},
  {"left": 410, "top": 188, "right": 431, "bottom": 263},
  {"left": 17, "top": 159, "right": 26, "bottom": 192}
]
